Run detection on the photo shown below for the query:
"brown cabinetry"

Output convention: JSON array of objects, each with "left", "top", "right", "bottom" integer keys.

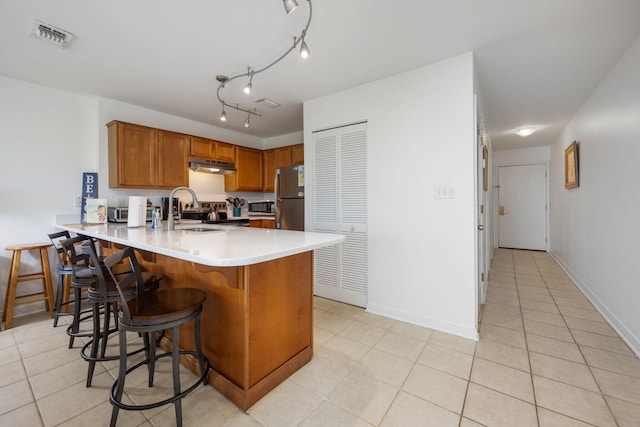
[
  {"left": 249, "top": 219, "right": 276, "bottom": 229},
  {"left": 261, "top": 144, "right": 304, "bottom": 192},
  {"left": 158, "top": 130, "right": 190, "bottom": 188},
  {"left": 190, "top": 138, "right": 236, "bottom": 163},
  {"left": 291, "top": 144, "right": 304, "bottom": 165},
  {"left": 109, "top": 120, "right": 300, "bottom": 192},
  {"left": 225, "top": 146, "right": 262, "bottom": 192},
  {"left": 262, "top": 150, "right": 276, "bottom": 192},
  {"left": 108, "top": 121, "right": 189, "bottom": 189},
  {"left": 216, "top": 141, "right": 236, "bottom": 162},
  {"left": 190, "top": 136, "right": 214, "bottom": 158},
  {"left": 275, "top": 146, "right": 292, "bottom": 168}
]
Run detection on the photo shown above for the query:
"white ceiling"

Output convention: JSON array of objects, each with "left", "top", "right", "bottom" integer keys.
[{"left": 1, "top": 0, "right": 639, "bottom": 150}]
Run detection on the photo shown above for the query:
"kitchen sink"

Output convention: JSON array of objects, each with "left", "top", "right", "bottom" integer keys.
[{"left": 178, "top": 227, "right": 223, "bottom": 232}]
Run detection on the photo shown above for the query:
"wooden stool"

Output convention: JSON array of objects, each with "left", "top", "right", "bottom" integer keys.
[{"left": 3, "top": 243, "right": 55, "bottom": 330}]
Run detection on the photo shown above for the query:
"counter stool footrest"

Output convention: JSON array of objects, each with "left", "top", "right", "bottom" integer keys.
[
  {"left": 15, "top": 272, "right": 47, "bottom": 282},
  {"left": 109, "top": 350, "right": 210, "bottom": 412},
  {"left": 12, "top": 295, "right": 50, "bottom": 305}
]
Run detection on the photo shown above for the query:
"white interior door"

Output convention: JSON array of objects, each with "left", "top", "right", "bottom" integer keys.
[
  {"left": 312, "top": 122, "right": 368, "bottom": 307},
  {"left": 498, "top": 164, "right": 547, "bottom": 250}
]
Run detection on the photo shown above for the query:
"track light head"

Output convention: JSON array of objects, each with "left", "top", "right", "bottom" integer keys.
[
  {"left": 283, "top": 0, "right": 299, "bottom": 14},
  {"left": 244, "top": 81, "right": 252, "bottom": 95},
  {"left": 220, "top": 108, "right": 227, "bottom": 122},
  {"left": 300, "top": 40, "right": 310, "bottom": 58}
]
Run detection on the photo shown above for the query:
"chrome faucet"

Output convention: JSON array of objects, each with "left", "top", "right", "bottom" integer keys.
[{"left": 166, "top": 186, "right": 200, "bottom": 231}]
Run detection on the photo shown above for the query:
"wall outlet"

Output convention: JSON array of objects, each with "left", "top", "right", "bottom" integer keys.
[{"left": 75, "top": 196, "right": 82, "bottom": 208}]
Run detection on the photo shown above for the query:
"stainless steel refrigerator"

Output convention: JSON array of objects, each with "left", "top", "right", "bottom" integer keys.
[{"left": 275, "top": 165, "right": 304, "bottom": 230}]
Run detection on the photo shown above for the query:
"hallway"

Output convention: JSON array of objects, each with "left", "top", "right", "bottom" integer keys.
[
  {"left": 0, "top": 249, "right": 639, "bottom": 425},
  {"left": 477, "top": 248, "right": 640, "bottom": 425}
]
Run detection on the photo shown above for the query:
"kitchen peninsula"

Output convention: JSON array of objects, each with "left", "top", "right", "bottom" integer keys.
[{"left": 56, "top": 221, "right": 344, "bottom": 410}]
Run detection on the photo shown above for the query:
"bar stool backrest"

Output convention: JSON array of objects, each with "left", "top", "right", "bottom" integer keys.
[
  {"left": 103, "top": 247, "right": 146, "bottom": 325},
  {"left": 48, "top": 231, "right": 73, "bottom": 271},
  {"left": 58, "top": 235, "right": 96, "bottom": 284}
]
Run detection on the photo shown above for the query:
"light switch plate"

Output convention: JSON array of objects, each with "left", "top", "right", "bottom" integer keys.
[{"left": 434, "top": 186, "right": 455, "bottom": 199}]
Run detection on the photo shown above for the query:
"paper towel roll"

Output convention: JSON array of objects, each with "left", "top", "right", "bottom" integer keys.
[{"left": 127, "top": 196, "right": 147, "bottom": 227}]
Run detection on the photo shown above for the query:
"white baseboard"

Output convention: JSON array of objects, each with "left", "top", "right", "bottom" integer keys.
[
  {"left": 549, "top": 251, "right": 640, "bottom": 358},
  {"left": 366, "top": 303, "right": 479, "bottom": 341}
]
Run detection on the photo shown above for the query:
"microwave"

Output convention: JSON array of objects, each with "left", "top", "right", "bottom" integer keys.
[
  {"left": 107, "top": 206, "right": 157, "bottom": 223},
  {"left": 248, "top": 200, "right": 275, "bottom": 216}
]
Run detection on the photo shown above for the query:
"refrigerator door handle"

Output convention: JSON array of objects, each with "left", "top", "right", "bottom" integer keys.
[{"left": 275, "top": 168, "right": 281, "bottom": 229}]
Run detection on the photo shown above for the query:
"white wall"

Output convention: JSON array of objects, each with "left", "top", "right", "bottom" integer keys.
[
  {"left": 493, "top": 146, "right": 551, "bottom": 165},
  {"left": 304, "top": 53, "right": 478, "bottom": 339},
  {"left": 550, "top": 35, "right": 640, "bottom": 355},
  {"left": 0, "top": 76, "right": 98, "bottom": 318},
  {"left": 263, "top": 131, "right": 303, "bottom": 150}
]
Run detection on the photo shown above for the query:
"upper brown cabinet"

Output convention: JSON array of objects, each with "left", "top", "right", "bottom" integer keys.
[
  {"left": 190, "top": 136, "right": 214, "bottom": 158},
  {"left": 216, "top": 141, "right": 236, "bottom": 162},
  {"left": 107, "top": 121, "right": 190, "bottom": 188},
  {"left": 275, "top": 146, "right": 292, "bottom": 168},
  {"left": 261, "top": 144, "right": 304, "bottom": 192},
  {"left": 291, "top": 144, "right": 304, "bottom": 165},
  {"left": 108, "top": 121, "right": 156, "bottom": 188},
  {"left": 190, "top": 138, "right": 236, "bottom": 163},
  {"left": 225, "top": 146, "right": 262, "bottom": 192},
  {"left": 262, "top": 149, "right": 276, "bottom": 192},
  {"left": 108, "top": 121, "right": 190, "bottom": 189},
  {"left": 158, "top": 130, "right": 190, "bottom": 188}
]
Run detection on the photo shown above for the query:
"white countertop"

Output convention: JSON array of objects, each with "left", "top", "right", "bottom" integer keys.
[{"left": 56, "top": 221, "right": 344, "bottom": 267}]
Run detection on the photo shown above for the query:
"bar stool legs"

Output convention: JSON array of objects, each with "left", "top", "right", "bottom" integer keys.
[
  {"left": 104, "top": 247, "right": 208, "bottom": 427},
  {"left": 109, "top": 318, "right": 209, "bottom": 427},
  {"left": 3, "top": 243, "right": 55, "bottom": 330}
]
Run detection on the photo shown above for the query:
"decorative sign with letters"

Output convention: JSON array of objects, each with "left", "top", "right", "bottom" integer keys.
[{"left": 80, "top": 172, "right": 99, "bottom": 223}]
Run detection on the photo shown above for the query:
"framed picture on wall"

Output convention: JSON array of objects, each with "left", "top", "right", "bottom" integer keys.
[{"left": 565, "top": 141, "right": 579, "bottom": 189}]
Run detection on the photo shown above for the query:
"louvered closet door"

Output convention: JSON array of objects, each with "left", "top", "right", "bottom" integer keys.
[{"left": 313, "top": 122, "right": 367, "bottom": 307}]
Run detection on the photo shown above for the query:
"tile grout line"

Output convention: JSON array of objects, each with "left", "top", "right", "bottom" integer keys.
[{"left": 512, "top": 250, "right": 541, "bottom": 427}]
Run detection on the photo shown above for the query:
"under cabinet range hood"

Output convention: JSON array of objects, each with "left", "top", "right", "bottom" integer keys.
[{"left": 188, "top": 157, "right": 236, "bottom": 175}]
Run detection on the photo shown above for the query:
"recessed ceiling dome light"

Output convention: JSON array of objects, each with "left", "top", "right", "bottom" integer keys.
[{"left": 515, "top": 127, "right": 536, "bottom": 137}]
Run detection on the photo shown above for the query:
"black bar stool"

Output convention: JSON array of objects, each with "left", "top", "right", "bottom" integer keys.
[
  {"left": 48, "top": 231, "right": 92, "bottom": 328},
  {"left": 59, "top": 235, "right": 163, "bottom": 387},
  {"left": 104, "top": 247, "right": 209, "bottom": 427}
]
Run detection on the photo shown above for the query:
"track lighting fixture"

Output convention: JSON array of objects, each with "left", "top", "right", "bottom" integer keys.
[
  {"left": 244, "top": 69, "right": 253, "bottom": 95},
  {"left": 283, "top": 0, "right": 299, "bottom": 14},
  {"left": 300, "top": 32, "right": 310, "bottom": 58},
  {"left": 216, "top": 0, "right": 312, "bottom": 129}
]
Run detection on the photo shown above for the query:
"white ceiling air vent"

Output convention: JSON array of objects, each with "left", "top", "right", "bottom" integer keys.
[
  {"left": 32, "top": 20, "right": 74, "bottom": 48},
  {"left": 255, "top": 98, "right": 281, "bottom": 108}
]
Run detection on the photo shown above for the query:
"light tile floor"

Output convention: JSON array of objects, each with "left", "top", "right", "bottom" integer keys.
[{"left": 1, "top": 249, "right": 640, "bottom": 426}]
